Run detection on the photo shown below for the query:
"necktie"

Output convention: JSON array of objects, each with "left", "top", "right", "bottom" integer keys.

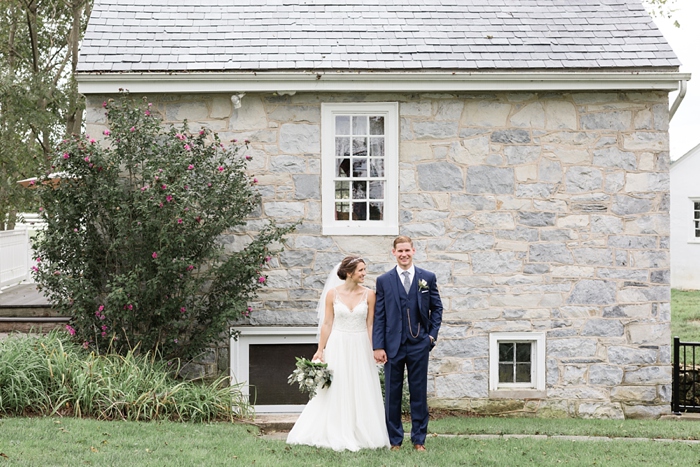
[{"left": 402, "top": 271, "right": 411, "bottom": 293}]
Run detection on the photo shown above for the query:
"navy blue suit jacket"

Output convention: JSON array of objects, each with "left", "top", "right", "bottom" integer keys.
[{"left": 373, "top": 266, "right": 443, "bottom": 359}]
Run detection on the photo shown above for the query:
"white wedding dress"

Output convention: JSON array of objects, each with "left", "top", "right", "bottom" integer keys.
[{"left": 286, "top": 289, "right": 390, "bottom": 451}]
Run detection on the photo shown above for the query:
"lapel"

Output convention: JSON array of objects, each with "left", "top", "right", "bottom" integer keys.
[
  {"left": 389, "top": 267, "right": 402, "bottom": 312},
  {"left": 415, "top": 267, "right": 423, "bottom": 314}
]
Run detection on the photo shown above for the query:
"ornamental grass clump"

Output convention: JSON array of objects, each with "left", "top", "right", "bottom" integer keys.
[
  {"left": 32, "top": 92, "right": 294, "bottom": 361},
  {"left": 0, "top": 331, "right": 250, "bottom": 421}
]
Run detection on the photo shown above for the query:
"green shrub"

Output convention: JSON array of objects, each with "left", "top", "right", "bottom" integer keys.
[
  {"left": 32, "top": 93, "right": 294, "bottom": 360},
  {"left": 0, "top": 331, "right": 250, "bottom": 421}
]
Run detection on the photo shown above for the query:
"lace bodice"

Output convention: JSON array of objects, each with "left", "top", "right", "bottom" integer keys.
[{"left": 332, "top": 288, "right": 369, "bottom": 333}]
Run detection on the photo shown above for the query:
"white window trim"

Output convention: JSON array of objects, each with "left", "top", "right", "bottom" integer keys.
[
  {"left": 230, "top": 326, "right": 318, "bottom": 413},
  {"left": 689, "top": 198, "right": 700, "bottom": 244},
  {"left": 321, "top": 102, "right": 399, "bottom": 236},
  {"left": 489, "top": 332, "right": 546, "bottom": 397}
]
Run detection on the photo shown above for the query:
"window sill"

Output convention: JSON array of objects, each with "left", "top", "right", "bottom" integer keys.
[
  {"left": 489, "top": 389, "right": 546, "bottom": 400},
  {"left": 322, "top": 224, "right": 399, "bottom": 236}
]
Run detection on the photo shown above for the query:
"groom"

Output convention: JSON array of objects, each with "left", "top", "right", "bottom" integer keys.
[{"left": 373, "top": 235, "right": 443, "bottom": 451}]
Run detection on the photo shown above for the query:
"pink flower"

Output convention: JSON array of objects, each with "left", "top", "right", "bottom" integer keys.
[
  {"left": 102, "top": 101, "right": 107, "bottom": 108},
  {"left": 152, "top": 252, "right": 158, "bottom": 259},
  {"left": 245, "top": 155, "right": 252, "bottom": 160},
  {"left": 176, "top": 133, "right": 186, "bottom": 141},
  {"left": 174, "top": 339, "right": 178, "bottom": 344},
  {"left": 253, "top": 178, "right": 258, "bottom": 184},
  {"left": 63, "top": 153, "right": 70, "bottom": 159},
  {"left": 101, "top": 325, "right": 108, "bottom": 331},
  {"left": 199, "top": 129, "right": 205, "bottom": 135},
  {"left": 28, "top": 180, "right": 35, "bottom": 186},
  {"left": 95, "top": 310, "right": 101, "bottom": 317},
  {"left": 83, "top": 341, "right": 89, "bottom": 349},
  {"left": 99, "top": 305, "right": 104, "bottom": 312},
  {"left": 207, "top": 183, "right": 212, "bottom": 187},
  {"left": 177, "top": 218, "right": 183, "bottom": 224},
  {"left": 265, "top": 256, "right": 271, "bottom": 262},
  {"left": 161, "top": 184, "right": 167, "bottom": 190},
  {"left": 103, "top": 130, "right": 110, "bottom": 136},
  {"left": 130, "top": 126, "right": 136, "bottom": 132},
  {"left": 232, "top": 139, "right": 238, "bottom": 143},
  {"left": 180, "top": 307, "right": 186, "bottom": 313},
  {"left": 187, "top": 164, "right": 194, "bottom": 170},
  {"left": 187, "top": 265, "right": 194, "bottom": 271},
  {"left": 258, "top": 276, "right": 266, "bottom": 283},
  {"left": 148, "top": 103, "right": 152, "bottom": 107},
  {"left": 84, "top": 156, "right": 90, "bottom": 162},
  {"left": 247, "top": 306, "right": 252, "bottom": 312},
  {"left": 155, "top": 176, "right": 159, "bottom": 181},
  {"left": 31, "top": 266, "right": 38, "bottom": 272},
  {"left": 99, "top": 314, "right": 106, "bottom": 320},
  {"left": 141, "top": 186, "right": 148, "bottom": 191},
  {"left": 36, "top": 257, "right": 41, "bottom": 263},
  {"left": 184, "top": 144, "right": 191, "bottom": 151},
  {"left": 65, "top": 325, "right": 76, "bottom": 336},
  {"left": 39, "top": 207, "right": 43, "bottom": 212},
  {"left": 159, "top": 202, "right": 163, "bottom": 208},
  {"left": 145, "top": 110, "right": 151, "bottom": 116},
  {"left": 89, "top": 138, "right": 96, "bottom": 144},
  {"left": 74, "top": 228, "right": 78, "bottom": 232},
  {"left": 217, "top": 166, "right": 224, "bottom": 172},
  {"left": 166, "top": 195, "right": 173, "bottom": 202},
  {"left": 101, "top": 332, "right": 107, "bottom": 338}
]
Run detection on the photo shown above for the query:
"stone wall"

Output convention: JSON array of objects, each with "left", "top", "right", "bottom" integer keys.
[{"left": 85, "top": 90, "right": 671, "bottom": 418}]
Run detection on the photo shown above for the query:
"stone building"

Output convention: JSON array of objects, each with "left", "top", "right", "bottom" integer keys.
[{"left": 76, "top": 0, "right": 689, "bottom": 418}]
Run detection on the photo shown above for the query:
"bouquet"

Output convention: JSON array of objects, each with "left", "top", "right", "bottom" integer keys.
[{"left": 288, "top": 357, "right": 333, "bottom": 399}]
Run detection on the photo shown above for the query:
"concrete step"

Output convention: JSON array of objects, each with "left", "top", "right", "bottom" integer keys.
[
  {"left": 0, "top": 283, "right": 66, "bottom": 334},
  {"left": 245, "top": 413, "right": 299, "bottom": 433}
]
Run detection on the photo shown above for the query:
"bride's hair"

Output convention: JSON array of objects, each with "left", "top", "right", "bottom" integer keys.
[{"left": 337, "top": 256, "right": 365, "bottom": 280}]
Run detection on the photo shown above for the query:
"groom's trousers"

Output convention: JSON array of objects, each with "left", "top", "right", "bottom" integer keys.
[{"left": 384, "top": 336, "right": 431, "bottom": 446}]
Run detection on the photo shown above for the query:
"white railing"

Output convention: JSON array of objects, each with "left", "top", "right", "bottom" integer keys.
[{"left": 0, "top": 229, "right": 31, "bottom": 288}]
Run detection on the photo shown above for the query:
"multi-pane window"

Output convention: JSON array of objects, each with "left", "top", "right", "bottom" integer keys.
[
  {"left": 498, "top": 342, "right": 532, "bottom": 384},
  {"left": 694, "top": 201, "right": 700, "bottom": 238},
  {"left": 333, "top": 115, "right": 385, "bottom": 222},
  {"left": 489, "top": 332, "right": 545, "bottom": 393},
  {"left": 322, "top": 103, "right": 398, "bottom": 235}
]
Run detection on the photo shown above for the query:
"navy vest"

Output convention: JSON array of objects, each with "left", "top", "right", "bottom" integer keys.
[{"left": 398, "top": 273, "right": 424, "bottom": 344}]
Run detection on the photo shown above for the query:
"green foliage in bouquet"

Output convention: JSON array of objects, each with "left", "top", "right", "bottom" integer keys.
[
  {"left": 288, "top": 357, "right": 333, "bottom": 399},
  {"left": 32, "top": 93, "right": 294, "bottom": 361}
]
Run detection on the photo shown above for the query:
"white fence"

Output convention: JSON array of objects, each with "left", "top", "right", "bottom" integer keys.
[{"left": 0, "top": 229, "right": 32, "bottom": 288}]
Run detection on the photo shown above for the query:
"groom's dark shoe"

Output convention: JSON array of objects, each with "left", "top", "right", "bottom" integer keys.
[
  {"left": 414, "top": 444, "right": 427, "bottom": 451},
  {"left": 390, "top": 445, "right": 401, "bottom": 451}
]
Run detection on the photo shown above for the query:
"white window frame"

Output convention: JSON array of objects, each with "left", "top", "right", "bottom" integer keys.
[
  {"left": 689, "top": 198, "right": 700, "bottom": 244},
  {"left": 230, "top": 326, "right": 318, "bottom": 413},
  {"left": 489, "top": 332, "right": 546, "bottom": 398},
  {"left": 321, "top": 102, "right": 399, "bottom": 236}
]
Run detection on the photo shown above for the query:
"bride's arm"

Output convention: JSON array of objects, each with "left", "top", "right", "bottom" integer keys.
[
  {"left": 312, "top": 290, "right": 335, "bottom": 362},
  {"left": 366, "top": 289, "right": 376, "bottom": 346}
]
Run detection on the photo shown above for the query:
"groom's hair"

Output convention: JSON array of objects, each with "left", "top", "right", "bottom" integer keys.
[
  {"left": 393, "top": 235, "right": 413, "bottom": 249},
  {"left": 337, "top": 256, "right": 365, "bottom": 280}
]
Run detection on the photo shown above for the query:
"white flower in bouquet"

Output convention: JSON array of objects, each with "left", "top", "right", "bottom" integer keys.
[{"left": 288, "top": 356, "right": 333, "bottom": 399}]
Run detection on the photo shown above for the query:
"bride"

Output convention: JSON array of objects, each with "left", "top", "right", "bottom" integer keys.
[{"left": 286, "top": 256, "right": 390, "bottom": 451}]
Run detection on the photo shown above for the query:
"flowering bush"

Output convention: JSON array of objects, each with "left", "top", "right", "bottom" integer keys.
[
  {"left": 287, "top": 357, "right": 333, "bottom": 399},
  {"left": 32, "top": 93, "right": 294, "bottom": 360}
]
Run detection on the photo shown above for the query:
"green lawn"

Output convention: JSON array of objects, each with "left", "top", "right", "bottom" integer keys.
[
  {"left": 1, "top": 416, "right": 700, "bottom": 466},
  {"left": 672, "top": 289, "right": 700, "bottom": 343}
]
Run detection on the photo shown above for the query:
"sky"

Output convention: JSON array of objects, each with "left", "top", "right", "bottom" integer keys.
[{"left": 652, "top": 0, "right": 700, "bottom": 160}]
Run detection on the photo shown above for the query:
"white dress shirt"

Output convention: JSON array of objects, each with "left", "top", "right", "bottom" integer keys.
[{"left": 395, "top": 264, "right": 416, "bottom": 287}]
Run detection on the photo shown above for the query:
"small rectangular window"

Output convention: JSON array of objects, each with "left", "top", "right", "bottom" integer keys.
[
  {"left": 489, "top": 332, "right": 545, "bottom": 395},
  {"left": 694, "top": 201, "right": 700, "bottom": 238}
]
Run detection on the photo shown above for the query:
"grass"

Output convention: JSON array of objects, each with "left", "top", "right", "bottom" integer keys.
[
  {"left": 671, "top": 289, "right": 700, "bottom": 343},
  {"left": 0, "top": 332, "right": 250, "bottom": 421},
  {"left": 1, "top": 416, "right": 700, "bottom": 466}
]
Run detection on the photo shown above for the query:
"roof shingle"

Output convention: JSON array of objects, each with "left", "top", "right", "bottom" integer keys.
[{"left": 77, "top": 0, "right": 680, "bottom": 73}]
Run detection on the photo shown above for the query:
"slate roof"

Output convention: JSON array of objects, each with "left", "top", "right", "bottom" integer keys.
[{"left": 77, "top": 0, "right": 680, "bottom": 73}]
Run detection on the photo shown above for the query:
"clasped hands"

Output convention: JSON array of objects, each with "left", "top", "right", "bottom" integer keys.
[{"left": 373, "top": 349, "right": 387, "bottom": 364}]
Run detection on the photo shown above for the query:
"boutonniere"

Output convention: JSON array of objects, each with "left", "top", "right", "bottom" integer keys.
[{"left": 418, "top": 279, "right": 428, "bottom": 291}]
